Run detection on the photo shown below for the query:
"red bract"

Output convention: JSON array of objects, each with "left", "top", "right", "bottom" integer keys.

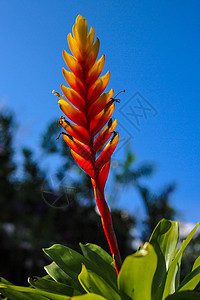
[{"left": 54, "top": 15, "right": 121, "bottom": 273}]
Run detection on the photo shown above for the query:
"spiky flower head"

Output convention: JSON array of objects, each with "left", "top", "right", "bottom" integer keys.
[
  {"left": 54, "top": 15, "right": 122, "bottom": 273},
  {"left": 54, "top": 15, "right": 119, "bottom": 193}
]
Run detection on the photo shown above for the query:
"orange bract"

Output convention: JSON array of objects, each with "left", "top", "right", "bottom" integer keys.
[{"left": 55, "top": 15, "right": 119, "bottom": 186}]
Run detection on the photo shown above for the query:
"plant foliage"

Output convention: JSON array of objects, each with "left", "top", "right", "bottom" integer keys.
[{"left": 1, "top": 219, "right": 200, "bottom": 299}]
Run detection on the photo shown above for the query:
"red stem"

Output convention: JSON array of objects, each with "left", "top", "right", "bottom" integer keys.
[{"left": 92, "top": 180, "right": 122, "bottom": 274}]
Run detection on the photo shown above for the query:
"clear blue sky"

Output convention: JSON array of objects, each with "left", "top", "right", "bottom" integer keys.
[{"left": 1, "top": 0, "right": 199, "bottom": 223}]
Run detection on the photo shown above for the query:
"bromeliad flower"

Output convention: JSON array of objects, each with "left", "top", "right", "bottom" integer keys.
[{"left": 53, "top": 15, "right": 122, "bottom": 273}]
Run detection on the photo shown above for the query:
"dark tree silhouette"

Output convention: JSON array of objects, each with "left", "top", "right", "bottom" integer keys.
[
  {"left": 0, "top": 111, "right": 135, "bottom": 284},
  {"left": 115, "top": 147, "right": 176, "bottom": 240}
]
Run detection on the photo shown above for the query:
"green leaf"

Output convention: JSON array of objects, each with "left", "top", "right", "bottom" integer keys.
[
  {"left": 71, "top": 294, "right": 107, "bottom": 300},
  {"left": 43, "top": 244, "right": 100, "bottom": 292},
  {"left": 178, "top": 266, "right": 200, "bottom": 291},
  {"left": 41, "top": 274, "right": 52, "bottom": 280},
  {"left": 149, "top": 219, "right": 179, "bottom": 270},
  {"left": 0, "top": 283, "right": 70, "bottom": 300},
  {"left": 162, "top": 222, "right": 200, "bottom": 299},
  {"left": 78, "top": 265, "right": 120, "bottom": 300},
  {"left": 149, "top": 219, "right": 179, "bottom": 299},
  {"left": 0, "top": 278, "right": 45, "bottom": 300},
  {"left": 44, "top": 244, "right": 85, "bottom": 280},
  {"left": 165, "top": 291, "right": 200, "bottom": 299},
  {"left": 44, "top": 261, "right": 75, "bottom": 286},
  {"left": 0, "top": 288, "right": 38, "bottom": 300},
  {"left": 0, "top": 283, "right": 70, "bottom": 299},
  {"left": 28, "top": 276, "right": 81, "bottom": 297},
  {"left": 192, "top": 256, "right": 200, "bottom": 271},
  {"left": 79, "top": 243, "right": 117, "bottom": 290},
  {"left": 118, "top": 242, "right": 157, "bottom": 300},
  {"left": 0, "top": 289, "right": 45, "bottom": 300}
]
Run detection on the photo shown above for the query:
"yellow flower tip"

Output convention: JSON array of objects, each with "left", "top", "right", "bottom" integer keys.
[
  {"left": 76, "top": 15, "right": 88, "bottom": 31},
  {"left": 58, "top": 99, "right": 64, "bottom": 106},
  {"left": 76, "top": 14, "right": 85, "bottom": 23},
  {"left": 72, "top": 15, "right": 89, "bottom": 52},
  {"left": 110, "top": 88, "right": 114, "bottom": 96}
]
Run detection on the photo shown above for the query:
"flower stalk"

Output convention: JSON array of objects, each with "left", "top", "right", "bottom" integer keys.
[{"left": 54, "top": 15, "right": 122, "bottom": 273}]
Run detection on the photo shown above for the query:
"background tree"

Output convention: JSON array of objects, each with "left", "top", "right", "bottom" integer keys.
[
  {"left": 115, "top": 148, "right": 176, "bottom": 240},
  {"left": 0, "top": 110, "right": 135, "bottom": 285}
]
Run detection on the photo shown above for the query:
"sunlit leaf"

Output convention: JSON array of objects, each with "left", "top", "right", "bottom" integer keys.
[
  {"left": 149, "top": 219, "right": 179, "bottom": 270},
  {"left": 44, "top": 244, "right": 99, "bottom": 292},
  {"left": 162, "top": 222, "right": 200, "bottom": 299},
  {"left": 165, "top": 291, "right": 200, "bottom": 299},
  {"left": 118, "top": 242, "right": 157, "bottom": 300},
  {"left": 149, "top": 219, "right": 179, "bottom": 299},
  {"left": 0, "top": 278, "right": 42, "bottom": 300},
  {"left": 79, "top": 243, "right": 117, "bottom": 290},
  {"left": 0, "top": 282, "right": 70, "bottom": 299},
  {"left": 28, "top": 276, "right": 81, "bottom": 297},
  {"left": 71, "top": 293, "right": 107, "bottom": 299},
  {"left": 78, "top": 265, "right": 120, "bottom": 300},
  {"left": 178, "top": 265, "right": 200, "bottom": 291},
  {"left": 44, "top": 261, "right": 74, "bottom": 286}
]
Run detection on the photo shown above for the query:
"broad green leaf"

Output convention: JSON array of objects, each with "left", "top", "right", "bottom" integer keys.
[
  {"left": 79, "top": 243, "right": 115, "bottom": 269},
  {"left": 79, "top": 243, "right": 117, "bottom": 290},
  {"left": 165, "top": 291, "right": 200, "bottom": 299},
  {"left": 42, "top": 274, "right": 52, "bottom": 280},
  {"left": 0, "top": 289, "right": 46, "bottom": 300},
  {"left": 149, "top": 219, "right": 179, "bottom": 270},
  {"left": 44, "top": 244, "right": 103, "bottom": 293},
  {"left": 174, "top": 253, "right": 182, "bottom": 291},
  {"left": 72, "top": 294, "right": 107, "bottom": 300},
  {"left": 78, "top": 265, "right": 120, "bottom": 300},
  {"left": 167, "top": 245, "right": 183, "bottom": 294},
  {"left": 0, "top": 278, "right": 45, "bottom": 300},
  {"left": 192, "top": 256, "right": 200, "bottom": 271},
  {"left": 0, "top": 288, "right": 38, "bottom": 300},
  {"left": 44, "top": 261, "right": 75, "bottom": 287},
  {"left": 118, "top": 242, "right": 157, "bottom": 300},
  {"left": 162, "top": 222, "right": 200, "bottom": 299},
  {"left": 0, "top": 289, "right": 47, "bottom": 300},
  {"left": 178, "top": 266, "right": 200, "bottom": 291},
  {"left": 44, "top": 244, "right": 85, "bottom": 279},
  {"left": 28, "top": 276, "right": 81, "bottom": 297},
  {"left": 0, "top": 283, "right": 70, "bottom": 299},
  {"left": 175, "top": 256, "right": 200, "bottom": 291},
  {"left": 149, "top": 219, "right": 179, "bottom": 299}
]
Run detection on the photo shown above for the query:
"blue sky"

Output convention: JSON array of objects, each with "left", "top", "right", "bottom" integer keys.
[{"left": 1, "top": 0, "right": 199, "bottom": 223}]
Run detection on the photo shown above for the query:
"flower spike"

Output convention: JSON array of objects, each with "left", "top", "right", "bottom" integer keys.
[{"left": 56, "top": 15, "right": 121, "bottom": 274}]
